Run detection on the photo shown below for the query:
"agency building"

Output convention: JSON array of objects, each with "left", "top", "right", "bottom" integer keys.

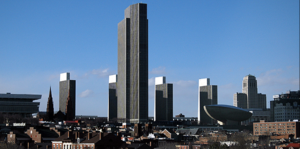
[
  {"left": 198, "top": 78, "right": 217, "bottom": 125},
  {"left": 59, "top": 72, "right": 76, "bottom": 118},
  {"left": 253, "top": 120, "right": 300, "bottom": 138},
  {"left": 233, "top": 75, "right": 266, "bottom": 110},
  {"left": 108, "top": 74, "right": 118, "bottom": 121},
  {"left": 270, "top": 90, "right": 300, "bottom": 122},
  {"left": 117, "top": 3, "right": 148, "bottom": 123},
  {"left": 0, "top": 93, "right": 41, "bottom": 117},
  {"left": 154, "top": 76, "right": 173, "bottom": 121}
]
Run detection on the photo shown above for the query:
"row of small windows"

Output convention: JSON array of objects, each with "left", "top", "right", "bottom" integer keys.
[
  {"left": 243, "top": 82, "right": 256, "bottom": 87},
  {"left": 53, "top": 144, "right": 94, "bottom": 149},
  {"left": 254, "top": 123, "right": 295, "bottom": 126}
]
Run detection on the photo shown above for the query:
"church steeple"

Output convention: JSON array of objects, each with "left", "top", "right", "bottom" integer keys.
[{"left": 47, "top": 87, "right": 54, "bottom": 121}]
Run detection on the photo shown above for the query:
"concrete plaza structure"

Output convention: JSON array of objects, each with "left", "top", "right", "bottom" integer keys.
[
  {"left": 154, "top": 76, "right": 173, "bottom": 121},
  {"left": 117, "top": 3, "right": 148, "bottom": 123},
  {"left": 108, "top": 74, "right": 118, "bottom": 121},
  {"left": 233, "top": 75, "right": 266, "bottom": 110},
  {"left": 59, "top": 72, "right": 76, "bottom": 118},
  {"left": 198, "top": 78, "right": 217, "bottom": 125},
  {"left": 0, "top": 93, "right": 41, "bottom": 117}
]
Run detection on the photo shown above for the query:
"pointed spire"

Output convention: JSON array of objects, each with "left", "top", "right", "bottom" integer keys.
[
  {"left": 49, "top": 86, "right": 52, "bottom": 98},
  {"left": 47, "top": 86, "right": 54, "bottom": 121}
]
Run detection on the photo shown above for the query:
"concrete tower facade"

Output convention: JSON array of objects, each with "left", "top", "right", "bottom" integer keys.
[
  {"left": 198, "top": 78, "right": 218, "bottom": 125},
  {"left": 154, "top": 76, "right": 173, "bottom": 121},
  {"left": 59, "top": 72, "right": 76, "bottom": 118},
  {"left": 108, "top": 74, "right": 118, "bottom": 122},
  {"left": 233, "top": 75, "right": 266, "bottom": 110},
  {"left": 117, "top": 3, "right": 148, "bottom": 123},
  {"left": 242, "top": 75, "right": 258, "bottom": 109}
]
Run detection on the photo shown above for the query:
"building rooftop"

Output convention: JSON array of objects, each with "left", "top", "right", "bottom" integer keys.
[{"left": 0, "top": 93, "right": 41, "bottom": 100}]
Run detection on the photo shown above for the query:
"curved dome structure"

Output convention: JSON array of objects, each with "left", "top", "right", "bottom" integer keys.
[{"left": 204, "top": 104, "right": 252, "bottom": 123}]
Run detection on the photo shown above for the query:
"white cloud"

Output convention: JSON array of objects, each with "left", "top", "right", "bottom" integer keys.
[
  {"left": 91, "top": 68, "right": 111, "bottom": 77},
  {"left": 257, "top": 69, "right": 299, "bottom": 86},
  {"left": 150, "top": 66, "right": 166, "bottom": 74},
  {"left": 80, "top": 68, "right": 113, "bottom": 79},
  {"left": 148, "top": 77, "right": 155, "bottom": 86},
  {"left": 79, "top": 89, "right": 93, "bottom": 98}
]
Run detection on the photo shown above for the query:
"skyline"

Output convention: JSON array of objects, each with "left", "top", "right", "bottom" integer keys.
[{"left": 0, "top": 1, "right": 299, "bottom": 117}]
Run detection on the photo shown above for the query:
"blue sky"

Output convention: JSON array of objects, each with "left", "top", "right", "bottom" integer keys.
[{"left": 0, "top": 0, "right": 299, "bottom": 117}]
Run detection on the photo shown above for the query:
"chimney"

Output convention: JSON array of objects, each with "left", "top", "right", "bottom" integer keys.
[
  {"left": 27, "top": 142, "right": 29, "bottom": 149},
  {"left": 87, "top": 132, "right": 90, "bottom": 140},
  {"left": 68, "top": 131, "right": 70, "bottom": 138},
  {"left": 46, "top": 145, "right": 48, "bottom": 149},
  {"left": 75, "top": 132, "right": 78, "bottom": 139},
  {"left": 149, "top": 141, "right": 152, "bottom": 147},
  {"left": 99, "top": 132, "right": 103, "bottom": 140}
]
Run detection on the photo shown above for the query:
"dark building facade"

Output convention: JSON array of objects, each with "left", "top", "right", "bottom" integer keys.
[
  {"left": 59, "top": 72, "right": 76, "bottom": 118},
  {"left": 108, "top": 75, "right": 118, "bottom": 122},
  {"left": 47, "top": 87, "right": 54, "bottom": 121},
  {"left": 270, "top": 90, "right": 300, "bottom": 122},
  {"left": 154, "top": 76, "right": 173, "bottom": 121},
  {"left": 65, "top": 89, "right": 74, "bottom": 120},
  {"left": 0, "top": 93, "right": 41, "bottom": 117},
  {"left": 198, "top": 78, "right": 218, "bottom": 125},
  {"left": 117, "top": 3, "right": 148, "bottom": 123}
]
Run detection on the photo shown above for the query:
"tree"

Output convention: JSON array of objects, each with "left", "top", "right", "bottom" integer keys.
[{"left": 0, "top": 142, "right": 22, "bottom": 149}]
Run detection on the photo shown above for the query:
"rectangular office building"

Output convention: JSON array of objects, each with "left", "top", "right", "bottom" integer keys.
[
  {"left": 154, "top": 76, "right": 173, "bottom": 121},
  {"left": 108, "top": 75, "right": 118, "bottom": 122},
  {"left": 117, "top": 3, "right": 148, "bottom": 123},
  {"left": 59, "top": 72, "right": 76, "bottom": 118},
  {"left": 198, "top": 78, "right": 218, "bottom": 125}
]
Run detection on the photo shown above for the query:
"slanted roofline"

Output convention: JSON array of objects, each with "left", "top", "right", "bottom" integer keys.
[{"left": 0, "top": 93, "right": 41, "bottom": 100}]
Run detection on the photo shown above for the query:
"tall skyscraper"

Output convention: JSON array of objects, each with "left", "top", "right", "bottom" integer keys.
[
  {"left": 46, "top": 87, "right": 54, "bottom": 121},
  {"left": 154, "top": 76, "right": 173, "bottom": 121},
  {"left": 117, "top": 3, "right": 148, "bottom": 123},
  {"left": 198, "top": 78, "right": 217, "bottom": 125},
  {"left": 233, "top": 75, "right": 266, "bottom": 109},
  {"left": 108, "top": 74, "right": 118, "bottom": 122},
  {"left": 59, "top": 72, "right": 76, "bottom": 118}
]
